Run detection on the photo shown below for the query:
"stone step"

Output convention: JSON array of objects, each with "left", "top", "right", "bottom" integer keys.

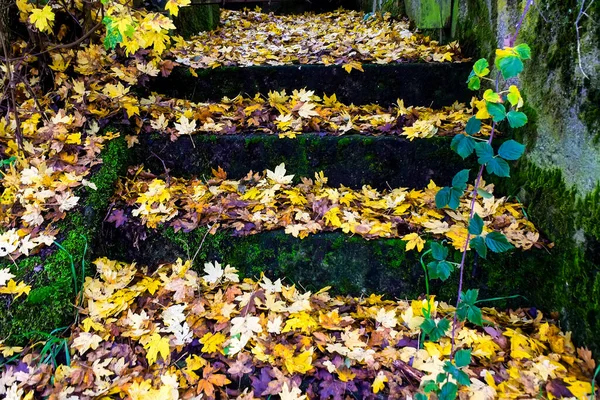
[
  {"left": 131, "top": 134, "right": 472, "bottom": 190},
  {"left": 150, "top": 63, "right": 473, "bottom": 106},
  {"left": 98, "top": 226, "right": 550, "bottom": 307}
]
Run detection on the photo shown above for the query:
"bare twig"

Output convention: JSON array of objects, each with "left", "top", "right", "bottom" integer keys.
[
  {"left": 0, "top": 29, "right": 24, "bottom": 150},
  {"left": 575, "top": 0, "right": 594, "bottom": 80}
]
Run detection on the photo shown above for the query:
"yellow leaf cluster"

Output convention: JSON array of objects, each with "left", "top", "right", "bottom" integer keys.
[
  {"left": 1, "top": 257, "right": 596, "bottom": 399},
  {"left": 113, "top": 165, "right": 542, "bottom": 250}
]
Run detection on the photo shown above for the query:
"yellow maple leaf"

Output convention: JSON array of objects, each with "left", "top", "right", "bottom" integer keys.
[
  {"left": 200, "top": 332, "right": 226, "bottom": 353},
  {"left": 401, "top": 233, "right": 425, "bottom": 252},
  {"left": 324, "top": 207, "right": 342, "bottom": 227},
  {"left": 143, "top": 333, "right": 171, "bottom": 365},
  {"left": 284, "top": 348, "right": 314, "bottom": 374},
  {"left": 165, "top": 0, "right": 191, "bottom": 16},
  {"left": 342, "top": 61, "right": 364, "bottom": 74},
  {"left": 0, "top": 279, "right": 31, "bottom": 299},
  {"left": 372, "top": 371, "right": 388, "bottom": 394},
  {"left": 29, "top": 5, "right": 55, "bottom": 33}
]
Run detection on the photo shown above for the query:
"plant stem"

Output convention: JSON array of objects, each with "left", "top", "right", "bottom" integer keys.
[{"left": 450, "top": 0, "right": 533, "bottom": 358}]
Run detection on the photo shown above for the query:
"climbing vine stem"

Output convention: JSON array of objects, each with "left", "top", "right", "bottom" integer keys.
[{"left": 417, "top": 2, "right": 535, "bottom": 398}]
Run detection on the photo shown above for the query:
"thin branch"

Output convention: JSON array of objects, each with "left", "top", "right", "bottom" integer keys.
[
  {"left": 575, "top": 0, "right": 594, "bottom": 80},
  {"left": 0, "top": 29, "right": 24, "bottom": 150}
]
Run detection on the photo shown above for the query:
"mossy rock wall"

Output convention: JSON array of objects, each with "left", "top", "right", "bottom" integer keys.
[
  {"left": 454, "top": 0, "right": 600, "bottom": 353},
  {"left": 174, "top": 4, "right": 220, "bottom": 39}
]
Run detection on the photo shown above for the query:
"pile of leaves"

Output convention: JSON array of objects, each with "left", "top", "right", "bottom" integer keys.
[
  {"left": 110, "top": 164, "right": 541, "bottom": 251},
  {"left": 1, "top": 1, "right": 477, "bottom": 262},
  {"left": 140, "top": 92, "right": 490, "bottom": 140},
  {"left": 0, "top": 257, "right": 596, "bottom": 399},
  {"left": 171, "top": 9, "right": 468, "bottom": 70}
]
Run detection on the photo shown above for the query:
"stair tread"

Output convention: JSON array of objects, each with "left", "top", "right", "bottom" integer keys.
[
  {"left": 171, "top": 9, "right": 468, "bottom": 69},
  {"left": 109, "top": 165, "right": 540, "bottom": 250}
]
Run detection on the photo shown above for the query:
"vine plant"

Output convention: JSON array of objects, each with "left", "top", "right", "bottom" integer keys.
[{"left": 415, "top": 5, "right": 534, "bottom": 400}]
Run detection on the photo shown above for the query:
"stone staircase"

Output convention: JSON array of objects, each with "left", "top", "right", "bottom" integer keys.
[{"left": 95, "top": 55, "right": 549, "bottom": 304}]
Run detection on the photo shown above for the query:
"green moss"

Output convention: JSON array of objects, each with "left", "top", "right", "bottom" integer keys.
[
  {"left": 87, "top": 137, "right": 129, "bottom": 212},
  {"left": 0, "top": 136, "right": 130, "bottom": 344},
  {"left": 173, "top": 4, "right": 220, "bottom": 39}
]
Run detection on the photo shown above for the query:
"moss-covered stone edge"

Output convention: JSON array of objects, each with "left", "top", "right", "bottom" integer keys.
[{"left": 0, "top": 137, "right": 130, "bottom": 344}]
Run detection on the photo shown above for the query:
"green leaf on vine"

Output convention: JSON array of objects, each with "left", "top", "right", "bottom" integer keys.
[
  {"left": 469, "top": 213, "right": 484, "bottom": 235},
  {"left": 514, "top": 43, "right": 532, "bottom": 60},
  {"left": 451, "top": 135, "right": 476, "bottom": 159},
  {"left": 439, "top": 382, "right": 459, "bottom": 400},
  {"left": 473, "top": 58, "right": 490, "bottom": 77},
  {"left": 431, "top": 242, "right": 448, "bottom": 261},
  {"left": 498, "top": 139, "right": 526, "bottom": 160},
  {"left": 498, "top": 55, "right": 524, "bottom": 79},
  {"left": 421, "top": 318, "right": 450, "bottom": 342},
  {"left": 428, "top": 260, "right": 453, "bottom": 281},
  {"left": 507, "top": 111, "right": 528, "bottom": 128},
  {"left": 465, "top": 116, "right": 481, "bottom": 135},
  {"left": 486, "top": 102, "right": 507, "bottom": 122},
  {"left": 486, "top": 157, "right": 511, "bottom": 177},
  {"left": 454, "top": 349, "right": 472, "bottom": 368},
  {"left": 470, "top": 236, "right": 488, "bottom": 259},
  {"left": 457, "top": 289, "right": 483, "bottom": 326},
  {"left": 475, "top": 142, "right": 494, "bottom": 165},
  {"left": 485, "top": 231, "right": 514, "bottom": 253},
  {"left": 452, "top": 169, "right": 470, "bottom": 191}
]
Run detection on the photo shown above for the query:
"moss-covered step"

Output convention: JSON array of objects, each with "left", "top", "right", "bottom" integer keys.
[
  {"left": 131, "top": 134, "right": 472, "bottom": 189},
  {"left": 99, "top": 225, "right": 554, "bottom": 310},
  {"left": 150, "top": 63, "right": 473, "bottom": 106}
]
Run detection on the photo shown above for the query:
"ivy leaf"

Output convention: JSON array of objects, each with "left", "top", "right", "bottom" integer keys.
[
  {"left": 428, "top": 261, "right": 453, "bottom": 281},
  {"left": 439, "top": 382, "right": 458, "bottom": 400},
  {"left": 431, "top": 242, "right": 448, "bottom": 261},
  {"left": 468, "top": 213, "right": 484, "bottom": 235},
  {"left": 472, "top": 58, "right": 490, "bottom": 77},
  {"left": 465, "top": 116, "right": 481, "bottom": 135},
  {"left": 514, "top": 43, "right": 532, "bottom": 59},
  {"left": 498, "top": 55, "right": 524, "bottom": 79},
  {"left": 452, "top": 169, "right": 470, "bottom": 191},
  {"left": 486, "top": 157, "right": 511, "bottom": 177},
  {"left": 475, "top": 142, "right": 494, "bottom": 165},
  {"left": 470, "top": 236, "right": 487, "bottom": 259},
  {"left": 486, "top": 102, "right": 507, "bottom": 122},
  {"left": 454, "top": 349, "right": 472, "bottom": 368},
  {"left": 485, "top": 232, "right": 514, "bottom": 253},
  {"left": 506, "top": 111, "right": 528, "bottom": 128},
  {"left": 451, "top": 135, "right": 476, "bottom": 159},
  {"left": 498, "top": 139, "right": 526, "bottom": 160},
  {"left": 415, "top": 393, "right": 429, "bottom": 400},
  {"left": 421, "top": 318, "right": 450, "bottom": 342}
]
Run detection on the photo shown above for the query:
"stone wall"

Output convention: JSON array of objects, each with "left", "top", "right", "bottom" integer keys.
[{"left": 454, "top": 0, "right": 600, "bottom": 353}]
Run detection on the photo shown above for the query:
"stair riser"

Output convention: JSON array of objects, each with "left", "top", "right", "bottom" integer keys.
[
  {"left": 99, "top": 227, "right": 549, "bottom": 307},
  {"left": 132, "top": 134, "right": 473, "bottom": 189},
  {"left": 151, "top": 63, "right": 473, "bottom": 106}
]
